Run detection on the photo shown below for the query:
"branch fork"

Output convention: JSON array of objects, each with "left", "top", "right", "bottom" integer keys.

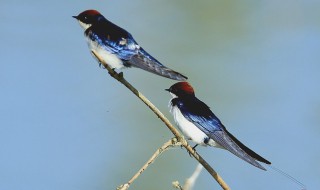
[{"left": 90, "top": 50, "right": 230, "bottom": 190}]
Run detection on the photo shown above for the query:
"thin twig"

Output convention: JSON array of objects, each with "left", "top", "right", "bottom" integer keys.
[
  {"left": 117, "top": 138, "right": 181, "bottom": 190},
  {"left": 91, "top": 51, "right": 230, "bottom": 190},
  {"left": 172, "top": 181, "right": 184, "bottom": 190},
  {"left": 173, "top": 163, "right": 203, "bottom": 190},
  {"left": 183, "top": 163, "right": 203, "bottom": 190}
]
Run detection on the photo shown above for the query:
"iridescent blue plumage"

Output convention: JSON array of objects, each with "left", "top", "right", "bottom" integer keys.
[
  {"left": 74, "top": 10, "right": 187, "bottom": 81},
  {"left": 167, "top": 82, "right": 271, "bottom": 170},
  {"left": 85, "top": 19, "right": 137, "bottom": 61}
]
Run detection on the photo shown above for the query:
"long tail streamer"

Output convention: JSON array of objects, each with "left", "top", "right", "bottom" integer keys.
[{"left": 267, "top": 165, "right": 306, "bottom": 190}]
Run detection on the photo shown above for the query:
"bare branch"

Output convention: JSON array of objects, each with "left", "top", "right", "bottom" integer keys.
[
  {"left": 117, "top": 138, "right": 182, "bottom": 190},
  {"left": 91, "top": 50, "right": 230, "bottom": 190},
  {"left": 172, "top": 181, "right": 184, "bottom": 190},
  {"left": 173, "top": 164, "right": 203, "bottom": 190},
  {"left": 183, "top": 164, "right": 203, "bottom": 190}
]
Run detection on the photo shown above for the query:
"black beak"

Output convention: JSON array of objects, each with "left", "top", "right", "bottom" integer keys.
[
  {"left": 165, "top": 89, "right": 170, "bottom": 92},
  {"left": 72, "top": 16, "right": 78, "bottom": 19}
]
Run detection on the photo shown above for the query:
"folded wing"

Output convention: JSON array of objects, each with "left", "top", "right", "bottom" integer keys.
[{"left": 177, "top": 98, "right": 271, "bottom": 170}]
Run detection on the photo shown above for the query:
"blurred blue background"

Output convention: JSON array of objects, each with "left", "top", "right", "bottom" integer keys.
[{"left": 1, "top": 0, "right": 319, "bottom": 189}]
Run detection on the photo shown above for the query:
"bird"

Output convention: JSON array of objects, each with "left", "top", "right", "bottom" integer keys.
[
  {"left": 73, "top": 10, "right": 187, "bottom": 81},
  {"left": 166, "top": 82, "right": 271, "bottom": 170}
]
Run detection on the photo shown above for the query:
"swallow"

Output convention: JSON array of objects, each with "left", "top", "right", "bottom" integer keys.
[
  {"left": 166, "top": 82, "right": 271, "bottom": 170},
  {"left": 73, "top": 10, "right": 187, "bottom": 81}
]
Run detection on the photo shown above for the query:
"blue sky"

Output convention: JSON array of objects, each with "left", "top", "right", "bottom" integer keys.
[{"left": 1, "top": 1, "right": 319, "bottom": 189}]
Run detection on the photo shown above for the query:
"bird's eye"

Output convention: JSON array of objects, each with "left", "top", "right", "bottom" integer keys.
[{"left": 84, "top": 16, "right": 88, "bottom": 20}]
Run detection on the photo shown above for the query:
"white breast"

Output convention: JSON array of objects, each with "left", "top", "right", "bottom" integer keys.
[
  {"left": 169, "top": 103, "right": 208, "bottom": 146},
  {"left": 169, "top": 100, "right": 222, "bottom": 148},
  {"left": 86, "top": 37, "right": 124, "bottom": 70}
]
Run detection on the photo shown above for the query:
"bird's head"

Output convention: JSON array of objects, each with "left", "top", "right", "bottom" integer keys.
[
  {"left": 73, "top": 10, "right": 104, "bottom": 30},
  {"left": 166, "top": 82, "right": 195, "bottom": 98}
]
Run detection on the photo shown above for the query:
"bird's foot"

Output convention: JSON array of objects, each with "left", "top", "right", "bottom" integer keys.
[
  {"left": 118, "top": 71, "right": 124, "bottom": 78},
  {"left": 192, "top": 144, "right": 198, "bottom": 151},
  {"left": 187, "top": 144, "right": 198, "bottom": 157}
]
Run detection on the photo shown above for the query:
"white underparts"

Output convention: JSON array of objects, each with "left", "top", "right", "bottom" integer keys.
[
  {"left": 169, "top": 99, "right": 221, "bottom": 148},
  {"left": 86, "top": 37, "right": 124, "bottom": 69},
  {"left": 77, "top": 20, "right": 125, "bottom": 69}
]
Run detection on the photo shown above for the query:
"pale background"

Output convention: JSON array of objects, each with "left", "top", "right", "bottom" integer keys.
[{"left": 1, "top": 0, "right": 319, "bottom": 189}]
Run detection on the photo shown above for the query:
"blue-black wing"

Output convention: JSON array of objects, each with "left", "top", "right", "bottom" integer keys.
[
  {"left": 128, "top": 47, "right": 187, "bottom": 81},
  {"left": 86, "top": 23, "right": 137, "bottom": 60},
  {"left": 86, "top": 22, "right": 187, "bottom": 81},
  {"left": 174, "top": 97, "right": 270, "bottom": 170}
]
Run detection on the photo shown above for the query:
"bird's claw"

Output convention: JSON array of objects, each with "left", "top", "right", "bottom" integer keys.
[
  {"left": 192, "top": 144, "right": 198, "bottom": 150},
  {"left": 187, "top": 144, "right": 198, "bottom": 157}
]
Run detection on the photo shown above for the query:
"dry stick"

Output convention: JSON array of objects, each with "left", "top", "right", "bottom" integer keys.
[
  {"left": 172, "top": 164, "right": 203, "bottom": 190},
  {"left": 183, "top": 163, "right": 204, "bottom": 190},
  {"left": 91, "top": 51, "right": 230, "bottom": 190},
  {"left": 118, "top": 138, "right": 182, "bottom": 190},
  {"left": 172, "top": 181, "right": 184, "bottom": 190}
]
